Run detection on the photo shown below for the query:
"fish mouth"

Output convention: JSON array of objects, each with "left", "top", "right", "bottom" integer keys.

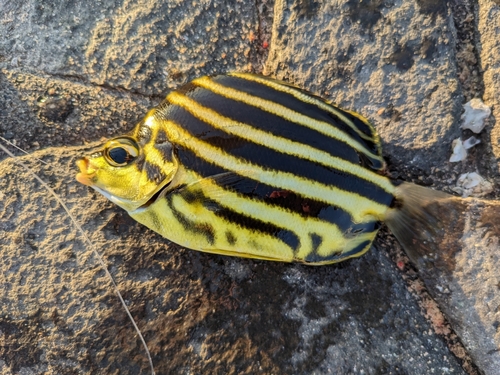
[{"left": 75, "top": 158, "right": 96, "bottom": 186}]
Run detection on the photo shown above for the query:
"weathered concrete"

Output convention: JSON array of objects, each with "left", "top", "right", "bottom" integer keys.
[
  {"left": 265, "top": 0, "right": 462, "bottom": 172},
  {"left": 477, "top": 0, "right": 500, "bottom": 171},
  {"left": 1, "top": 0, "right": 499, "bottom": 374},
  {"left": 1, "top": 0, "right": 258, "bottom": 96},
  {"left": 0, "top": 148, "right": 466, "bottom": 374},
  {"left": 387, "top": 192, "right": 500, "bottom": 374}
]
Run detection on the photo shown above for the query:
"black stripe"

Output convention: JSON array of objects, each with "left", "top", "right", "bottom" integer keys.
[
  {"left": 144, "top": 161, "right": 166, "bottom": 184},
  {"left": 342, "top": 111, "right": 377, "bottom": 140},
  {"left": 146, "top": 209, "right": 163, "bottom": 234},
  {"left": 166, "top": 193, "right": 215, "bottom": 245},
  {"left": 174, "top": 146, "right": 368, "bottom": 234},
  {"left": 154, "top": 83, "right": 198, "bottom": 114},
  {"left": 175, "top": 82, "right": 198, "bottom": 95},
  {"left": 212, "top": 75, "right": 380, "bottom": 158},
  {"left": 310, "top": 233, "right": 323, "bottom": 253},
  {"left": 156, "top": 129, "right": 169, "bottom": 144},
  {"left": 152, "top": 129, "right": 175, "bottom": 162},
  {"left": 225, "top": 230, "right": 236, "bottom": 245},
  {"left": 154, "top": 142, "right": 174, "bottom": 163},
  {"left": 166, "top": 103, "right": 393, "bottom": 206},
  {"left": 181, "top": 85, "right": 365, "bottom": 167},
  {"left": 134, "top": 154, "right": 146, "bottom": 172},
  {"left": 305, "top": 239, "right": 373, "bottom": 264},
  {"left": 208, "top": 200, "right": 300, "bottom": 252},
  {"left": 180, "top": 189, "right": 301, "bottom": 252}
]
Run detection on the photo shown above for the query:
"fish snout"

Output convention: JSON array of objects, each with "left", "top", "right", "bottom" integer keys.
[{"left": 76, "top": 157, "right": 95, "bottom": 186}]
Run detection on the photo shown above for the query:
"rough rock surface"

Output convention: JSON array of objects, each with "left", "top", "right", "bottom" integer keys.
[
  {"left": 0, "top": 0, "right": 499, "bottom": 374},
  {"left": 477, "top": 0, "right": 500, "bottom": 172},
  {"left": 265, "top": 0, "right": 462, "bottom": 171},
  {"left": 0, "top": 149, "right": 466, "bottom": 374},
  {"left": 1, "top": 0, "right": 258, "bottom": 96}
]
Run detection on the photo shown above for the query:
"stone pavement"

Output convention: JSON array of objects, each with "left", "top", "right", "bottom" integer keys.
[{"left": 0, "top": 1, "right": 499, "bottom": 374}]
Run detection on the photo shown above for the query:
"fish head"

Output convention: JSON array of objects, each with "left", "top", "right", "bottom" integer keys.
[{"left": 76, "top": 122, "right": 178, "bottom": 212}]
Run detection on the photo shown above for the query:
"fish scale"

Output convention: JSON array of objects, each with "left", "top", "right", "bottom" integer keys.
[{"left": 76, "top": 73, "right": 448, "bottom": 265}]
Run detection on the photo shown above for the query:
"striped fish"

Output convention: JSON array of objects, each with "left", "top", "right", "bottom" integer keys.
[{"left": 75, "top": 73, "right": 453, "bottom": 265}]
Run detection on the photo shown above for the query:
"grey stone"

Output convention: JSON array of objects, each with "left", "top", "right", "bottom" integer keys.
[
  {"left": 477, "top": 0, "right": 500, "bottom": 171},
  {"left": 1, "top": 0, "right": 500, "bottom": 374},
  {"left": 0, "top": 147, "right": 465, "bottom": 374},
  {"left": 265, "top": 0, "right": 462, "bottom": 171},
  {"left": 0, "top": 0, "right": 258, "bottom": 96},
  {"left": 388, "top": 194, "right": 500, "bottom": 374}
]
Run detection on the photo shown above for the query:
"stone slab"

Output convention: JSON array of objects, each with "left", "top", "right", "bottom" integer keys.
[
  {"left": 0, "top": 147, "right": 465, "bottom": 374},
  {"left": 265, "top": 0, "right": 462, "bottom": 171},
  {"left": 0, "top": 0, "right": 259, "bottom": 97},
  {"left": 477, "top": 0, "right": 500, "bottom": 172},
  {"left": 2, "top": 0, "right": 500, "bottom": 374}
]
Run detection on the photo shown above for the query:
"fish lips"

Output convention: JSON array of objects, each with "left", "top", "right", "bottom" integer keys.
[{"left": 75, "top": 158, "right": 96, "bottom": 186}]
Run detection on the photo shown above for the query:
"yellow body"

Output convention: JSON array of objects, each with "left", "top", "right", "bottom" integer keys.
[
  {"left": 129, "top": 164, "right": 381, "bottom": 263},
  {"left": 77, "top": 73, "right": 396, "bottom": 264}
]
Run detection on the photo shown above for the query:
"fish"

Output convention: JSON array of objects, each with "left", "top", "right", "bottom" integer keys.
[{"left": 74, "top": 72, "right": 484, "bottom": 267}]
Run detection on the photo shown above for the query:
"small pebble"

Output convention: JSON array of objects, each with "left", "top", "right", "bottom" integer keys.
[
  {"left": 449, "top": 138, "right": 467, "bottom": 162},
  {"left": 462, "top": 136, "right": 480, "bottom": 149},
  {"left": 455, "top": 172, "right": 494, "bottom": 197},
  {"left": 460, "top": 98, "right": 490, "bottom": 133},
  {"left": 3, "top": 131, "right": 14, "bottom": 139}
]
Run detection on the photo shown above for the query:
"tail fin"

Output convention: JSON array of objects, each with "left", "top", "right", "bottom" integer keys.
[
  {"left": 385, "top": 182, "right": 468, "bottom": 273},
  {"left": 386, "top": 182, "right": 500, "bottom": 273},
  {"left": 385, "top": 183, "right": 500, "bottom": 373}
]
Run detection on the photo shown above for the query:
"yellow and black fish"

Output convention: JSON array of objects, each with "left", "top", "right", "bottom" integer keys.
[{"left": 75, "top": 73, "right": 470, "bottom": 265}]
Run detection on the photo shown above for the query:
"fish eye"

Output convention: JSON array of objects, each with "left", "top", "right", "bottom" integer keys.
[{"left": 104, "top": 138, "right": 139, "bottom": 167}]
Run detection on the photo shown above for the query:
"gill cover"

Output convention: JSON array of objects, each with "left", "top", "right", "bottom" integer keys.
[{"left": 76, "top": 111, "right": 178, "bottom": 212}]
